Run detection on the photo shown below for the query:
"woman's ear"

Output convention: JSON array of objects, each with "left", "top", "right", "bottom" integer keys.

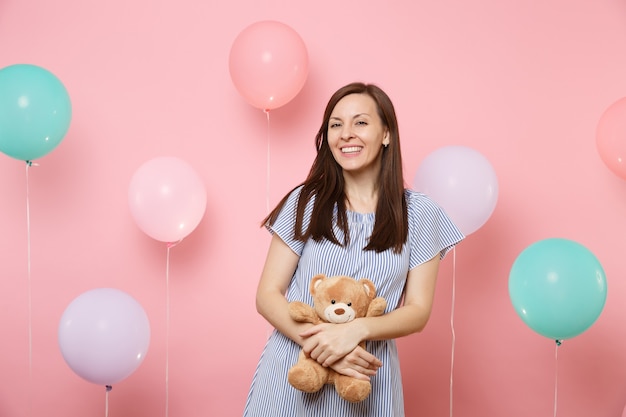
[{"left": 382, "top": 130, "right": 390, "bottom": 147}]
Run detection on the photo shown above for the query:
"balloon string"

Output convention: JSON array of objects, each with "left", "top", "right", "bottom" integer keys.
[
  {"left": 554, "top": 340, "right": 562, "bottom": 417},
  {"left": 264, "top": 109, "right": 271, "bottom": 214},
  {"left": 449, "top": 246, "right": 457, "bottom": 417},
  {"left": 263, "top": 110, "right": 276, "bottom": 341},
  {"left": 105, "top": 385, "right": 112, "bottom": 417},
  {"left": 25, "top": 161, "right": 33, "bottom": 417},
  {"left": 164, "top": 241, "right": 179, "bottom": 417}
]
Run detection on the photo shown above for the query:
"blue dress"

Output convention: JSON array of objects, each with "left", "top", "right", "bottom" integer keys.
[{"left": 243, "top": 186, "right": 464, "bottom": 416}]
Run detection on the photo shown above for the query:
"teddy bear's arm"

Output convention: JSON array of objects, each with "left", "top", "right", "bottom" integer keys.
[
  {"left": 289, "top": 301, "right": 322, "bottom": 324},
  {"left": 366, "top": 297, "right": 387, "bottom": 317}
]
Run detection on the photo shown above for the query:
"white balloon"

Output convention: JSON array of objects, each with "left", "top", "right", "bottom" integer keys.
[{"left": 413, "top": 145, "right": 498, "bottom": 235}]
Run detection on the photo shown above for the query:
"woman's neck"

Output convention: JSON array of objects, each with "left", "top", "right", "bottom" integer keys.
[{"left": 343, "top": 176, "right": 378, "bottom": 213}]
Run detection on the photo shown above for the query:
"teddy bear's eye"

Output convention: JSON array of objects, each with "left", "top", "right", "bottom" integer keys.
[
  {"left": 331, "top": 300, "right": 336, "bottom": 304},
  {"left": 347, "top": 302, "right": 352, "bottom": 307}
]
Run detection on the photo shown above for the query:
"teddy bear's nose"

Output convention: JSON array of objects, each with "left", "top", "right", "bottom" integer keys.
[{"left": 334, "top": 308, "right": 345, "bottom": 315}]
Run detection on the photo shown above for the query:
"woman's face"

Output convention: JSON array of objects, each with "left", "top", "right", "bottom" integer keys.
[{"left": 327, "top": 93, "right": 390, "bottom": 176}]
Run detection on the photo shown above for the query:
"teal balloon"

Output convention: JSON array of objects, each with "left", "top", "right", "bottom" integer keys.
[
  {"left": 509, "top": 238, "right": 607, "bottom": 340},
  {"left": 0, "top": 64, "right": 72, "bottom": 161}
]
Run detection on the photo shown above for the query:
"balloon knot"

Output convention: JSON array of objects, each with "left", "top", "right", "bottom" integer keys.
[
  {"left": 105, "top": 385, "right": 112, "bottom": 392},
  {"left": 555, "top": 339, "right": 562, "bottom": 346},
  {"left": 167, "top": 240, "right": 182, "bottom": 249}
]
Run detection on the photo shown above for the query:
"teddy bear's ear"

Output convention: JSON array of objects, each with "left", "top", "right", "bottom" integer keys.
[
  {"left": 359, "top": 278, "right": 377, "bottom": 299},
  {"left": 310, "top": 274, "right": 326, "bottom": 295}
]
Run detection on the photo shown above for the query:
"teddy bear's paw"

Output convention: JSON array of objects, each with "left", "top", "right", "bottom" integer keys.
[
  {"left": 334, "top": 376, "right": 372, "bottom": 403},
  {"left": 366, "top": 297, "right": 387, "bottom": 317},
  {"left": 288, "top": 301, "right": 319, "bottom": 324},
  {"left": 287, "top": 365, "right": 327, "bottom": 393}
]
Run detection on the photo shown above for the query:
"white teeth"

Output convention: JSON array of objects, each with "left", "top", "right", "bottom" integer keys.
[{"left": 342, "top": 146, "right": 362, "bottom": 153}]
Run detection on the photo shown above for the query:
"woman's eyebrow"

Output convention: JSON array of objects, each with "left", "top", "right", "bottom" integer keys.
[{"left": 330, "top": 113, "right": 370, "bottom": 120}]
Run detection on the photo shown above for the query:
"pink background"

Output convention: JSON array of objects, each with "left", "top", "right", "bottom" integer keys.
[{"left": 1, "top": 0, "right": 626, "bottom": 416}]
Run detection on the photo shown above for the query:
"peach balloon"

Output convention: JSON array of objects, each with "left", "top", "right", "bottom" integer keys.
[
  {"left": 596, "top": 97, "right": 626, "bottom": 180},
  {"left": 229, "top": 20, "right": 308, "bottom": 111}
]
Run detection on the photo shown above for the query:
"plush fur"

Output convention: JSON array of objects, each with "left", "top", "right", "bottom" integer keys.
[{"left": 287, "top": 274, "right": 387, "bottom": 403}]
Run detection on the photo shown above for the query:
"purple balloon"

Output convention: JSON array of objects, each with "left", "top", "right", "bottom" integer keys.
[
  {"left": 58, "top": 288, "right": 151, "bottom": 386},
  {"left": 413, "top": 146, "right": 498, "bottom": 235}
]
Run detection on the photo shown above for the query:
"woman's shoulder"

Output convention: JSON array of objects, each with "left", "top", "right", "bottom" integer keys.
[
  {"left": 403, "top": 188, "right": 452, "bottom": 222},
  {"left": 277, "top": 184, "right": 315, "bottom": 220},
  {"left": 285, "top": 184, "right": 313, "bottom": 205},
  {"left": 404, "top": 188, "right": 439, "bottom": 209},
  {"left": 287, "top": 184, "right": 305, "bottom": 197}
]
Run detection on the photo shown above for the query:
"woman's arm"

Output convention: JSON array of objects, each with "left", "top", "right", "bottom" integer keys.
[
  {"left": 359, "top": 254, "right": 441, "bottom": 339},
  {"left": 302, "top": 255, "right": 441, "bottom": 367},
  {"left": 255, "top": 234, "right": 311, "bottom": 345}
]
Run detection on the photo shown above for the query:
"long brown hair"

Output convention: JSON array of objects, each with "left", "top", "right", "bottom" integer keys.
[{"left": 263, "top": 82, "right": 407, "bottom": 253}]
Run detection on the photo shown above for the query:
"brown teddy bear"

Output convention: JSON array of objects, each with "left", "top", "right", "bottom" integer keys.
[{"left": 287, "top": 273, "right": 387, "bottom": 403}]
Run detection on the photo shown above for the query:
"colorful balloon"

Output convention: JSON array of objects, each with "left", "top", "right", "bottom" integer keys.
[
  {"left": 58, "top": 288, "right": 150, "bottom": 386},
  {"left": 0, "top": 64, "right": 72, "bottom": 161},
  {"left": 509, "top": 238, "right": 607, "bottom": 341},
  {"left": 229, "top": 20, "right": 308, "bottom": 111},
  {"left": 128, "top": 157, "right": 207, "bottom": 243},
  {"left": 596, "top": 96, "right": 626, "bottom": 180},
  {"left": 413, "top": 145, "right": 498, "bottom": 235}
]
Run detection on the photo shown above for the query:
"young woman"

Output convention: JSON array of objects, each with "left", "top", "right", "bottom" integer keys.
[{"left": 243, "top": 82, "right": 464, "bottom": 416}]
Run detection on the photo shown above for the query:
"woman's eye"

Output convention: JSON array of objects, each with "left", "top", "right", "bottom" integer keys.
[
  {"left": 330, "top": 123, "right": 341, "bottom": 128},
  {"left": 356, "top": 120, "right": 367, "bottom": 126}
]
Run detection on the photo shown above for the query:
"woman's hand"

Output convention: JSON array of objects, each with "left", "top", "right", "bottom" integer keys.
[
  {"left": 300, "top": 322, "right": 357, "bottom": 366},
  {"left": 300, "top": 321, "right": 382, "bottom": 381},
  {"left": 300, "top": 320, "right": 368, "bottom": 367},
  {"left": 329, "top": 346, "right": 382, "bottom": 381}
]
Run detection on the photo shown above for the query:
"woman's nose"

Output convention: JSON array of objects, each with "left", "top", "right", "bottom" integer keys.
[{"left": 340, "top": 126, "right": 353, "bottom": 140}]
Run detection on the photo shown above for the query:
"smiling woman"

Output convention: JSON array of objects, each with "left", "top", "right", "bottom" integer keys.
[
  {"left": 243, "top": 82, "right": 464, "bottom": 417},
  {"left": 326, "top": 93, "right": 390, "bottom": 203}
]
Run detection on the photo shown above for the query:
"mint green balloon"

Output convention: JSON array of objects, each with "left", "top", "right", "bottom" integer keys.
[
  {"left": 0, "top": 64, "right": 72, "bottom": 161},
  {"left": 509, "top": 238, "right": 607, "bottom": 341}
]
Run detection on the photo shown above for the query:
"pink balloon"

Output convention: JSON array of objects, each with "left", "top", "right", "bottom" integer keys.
[
  {"left": 229, "top": 20, "right": 308, "bottom": 111},
  {"left": 128, "top": 157, "right": 207, "bottom": 243},
  {"left": 413, "top": 146, "right": 498, "bottom": 235},
  {"left": 596, "top": 97, "right": 626, "bottom": 180},
  {"left": 58, "top": 288, "right": 150, "bottom": 386}
]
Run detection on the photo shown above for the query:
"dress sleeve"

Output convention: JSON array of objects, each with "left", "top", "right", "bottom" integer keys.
[
  {"left": 265, "top": 185, "right": 311, "bottom": 256},
  {"left": 406, "top": 190, "right": 465, "bottom": 269}
]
